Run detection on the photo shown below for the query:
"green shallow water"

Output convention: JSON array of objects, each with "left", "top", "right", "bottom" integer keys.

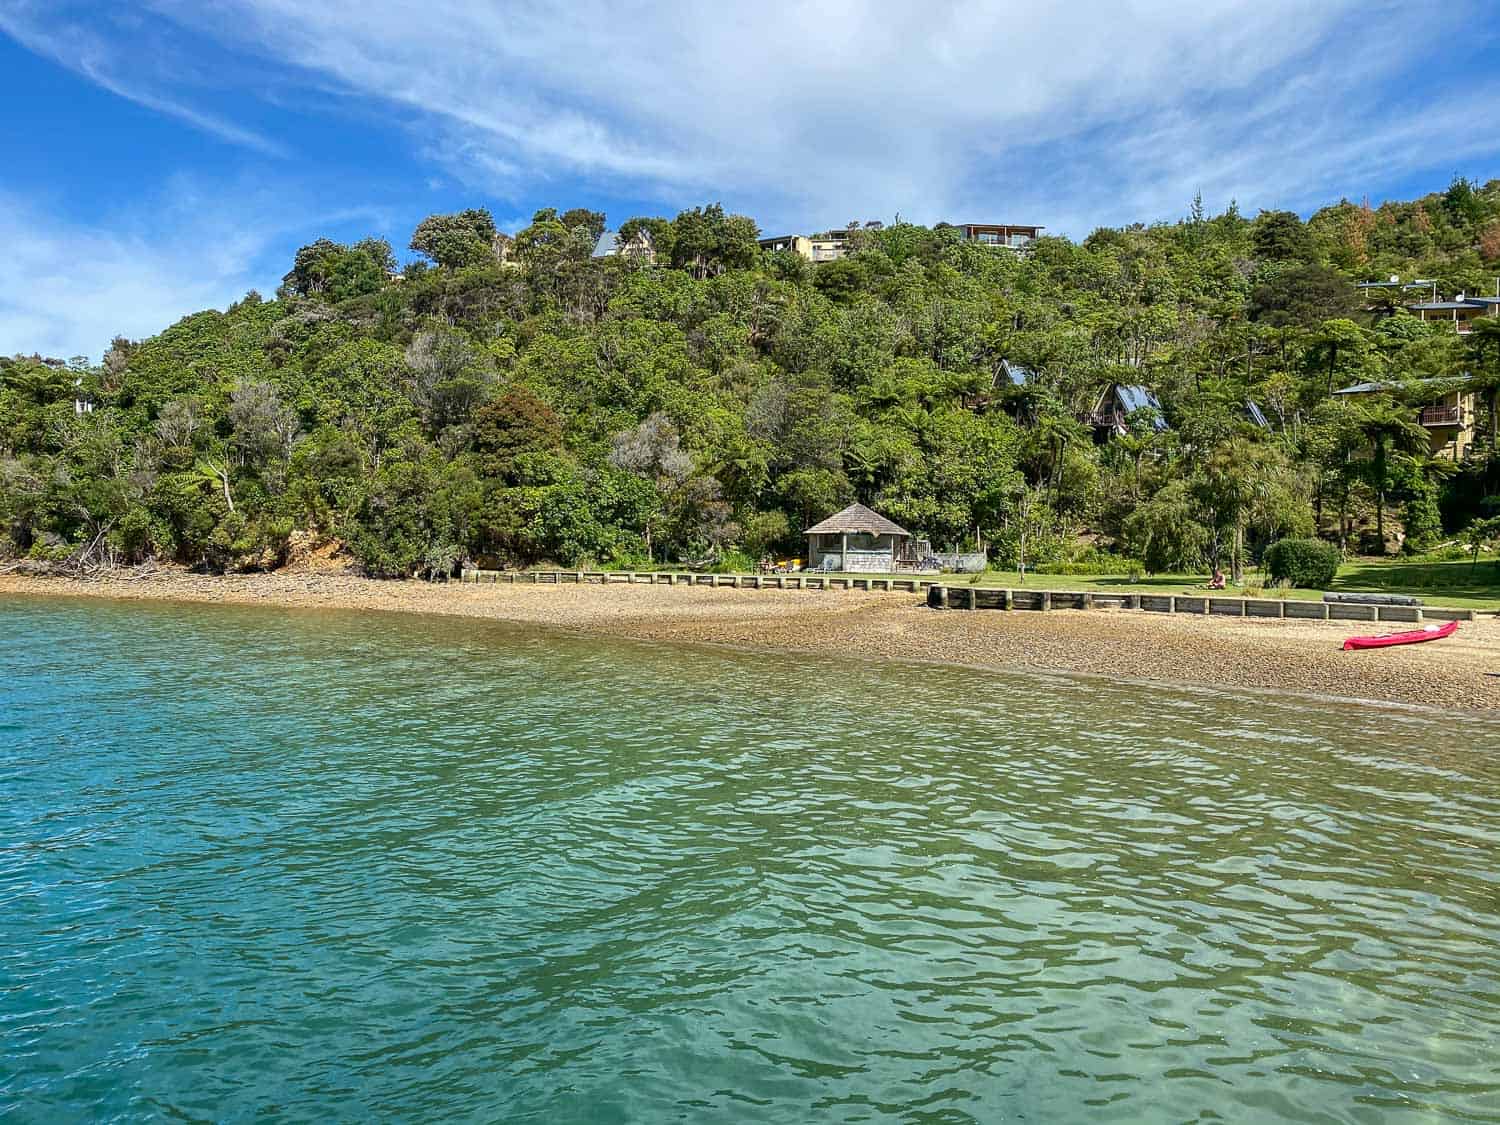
[{"left": 2, "top": 595, "right": 1500, "bottom": 1123}]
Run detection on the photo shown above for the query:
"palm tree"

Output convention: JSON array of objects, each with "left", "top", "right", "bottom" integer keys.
[
  {"left": 1023, "top": 405, "right": 1087, "bottom": 499},
  {"left": 1465, "top": 319, "right": 1500, "bottom": 451},
  {"left": 1348, "top": 399, "right": 1428, "bottom": 554},
  {"left": 192, "top": 456, "right": 234, "bottom": 513}
]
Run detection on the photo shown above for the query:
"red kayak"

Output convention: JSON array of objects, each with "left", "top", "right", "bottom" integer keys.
[{"left": 1342, "top": 620, "right": 1457, "bottom": 651}]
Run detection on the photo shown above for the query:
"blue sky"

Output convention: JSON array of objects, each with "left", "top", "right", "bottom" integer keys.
[{"left": 2, "top": 0, "right": 1498, "bottom": 360}]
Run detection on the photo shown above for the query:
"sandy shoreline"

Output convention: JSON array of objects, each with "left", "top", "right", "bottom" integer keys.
[{"left": 3, "top": 571, "right": 1498, "bottom": 713}]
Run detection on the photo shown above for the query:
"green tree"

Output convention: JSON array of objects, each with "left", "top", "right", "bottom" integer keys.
[
  {"left": 1465, "top": 318, "right": 1500, "bottom": 451},
  {"left": 409, "top": 209, "right": 499, "bottom": 269},
  {"left": 1347, "top": 399, "right": 1429, "bottom": 553}
]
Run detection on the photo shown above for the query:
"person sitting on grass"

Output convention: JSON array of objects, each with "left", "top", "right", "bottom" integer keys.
[{"left": 1207, "top": 567, "right": 1226, "bottom": 590}]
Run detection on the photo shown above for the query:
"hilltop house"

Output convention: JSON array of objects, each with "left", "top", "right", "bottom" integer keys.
[
  {"left": 1332, "top": 378, "right": 1477, "bottom": 460},
  {"left": 761, "top": 220, "right": 1045, "bottom": 262},
  {"left": 1088, "top": 383, "right": 1168, "bottom": 437},
  {"left": 758, "top": 230, "right": 852, "bottom": 262},
  {"left": 805, "top": 503, "right": 920, "bottom": 573},
  {"left": 950, "top": 222, "right": 1044, "bottom": 250},
  {"left": 591, "top": 229, "right": 656, "bottom": 263}
]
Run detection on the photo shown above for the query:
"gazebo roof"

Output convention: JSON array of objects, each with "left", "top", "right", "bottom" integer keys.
[{"left": 805, "top": 502, "right": 911, "bottom": 537}]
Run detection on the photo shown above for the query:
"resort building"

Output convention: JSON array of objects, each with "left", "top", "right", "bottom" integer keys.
[
  {"left": 805, "top": 503, "right": 919, "bottom": 573},
  {"left": 1087, "top": 383, "right": 1168, "bottom": 437},
  {"left": 1332, "top": 378, "right": 1478, "bottom": 460},
  {"left": 591, "top": 229, "right": 656, "bottom": 263},
  {"left": 949, "top": 222, "right": 1044, "bottom": 250}
]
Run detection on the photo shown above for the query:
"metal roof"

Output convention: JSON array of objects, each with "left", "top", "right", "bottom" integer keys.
[
  {"left": 591, "top": 231, "right": 621, "bottom": 258},
  {"left": 997, "top": 360, "right": 1036, "bottom": 387},
  {"left": 805, "top": 502, "right": 911, "bottom": 538},
  {"left": 1116, "top": 384, "right": 1162, "bottom": 414},
  {"left": 1407, "top": 300, "right": 1486, "bottom": 311},
  {"left": 1333, "top": 376, "right": 1469, "bottom": 396},
  {"left": 1245, "top": 400, "right": 1270, "bottom": 429},
  {"left": 1096, "top": 384, "right": 1167, "bottom": 432}
]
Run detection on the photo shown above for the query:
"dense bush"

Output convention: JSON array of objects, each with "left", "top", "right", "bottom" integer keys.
[
  {"left": 1262, "top": 538, "right": 1341, "bottom": 588},
  {"left": 6, "top": 177, "right": 1499, "bottom": 578}
]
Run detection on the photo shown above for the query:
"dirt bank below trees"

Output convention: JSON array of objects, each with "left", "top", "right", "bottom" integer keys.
[{"left": 4, "top": 571, "right": 1498, "bottom": 713}]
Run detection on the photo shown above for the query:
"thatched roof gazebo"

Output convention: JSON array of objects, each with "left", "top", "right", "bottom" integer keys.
[{"left": 805, "top": 503, "right": 913, "bottom": 573}]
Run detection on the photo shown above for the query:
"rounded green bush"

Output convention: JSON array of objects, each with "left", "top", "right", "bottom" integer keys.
[{"left": 1263, "top": 538, "right": 1340, "bottom": 588}]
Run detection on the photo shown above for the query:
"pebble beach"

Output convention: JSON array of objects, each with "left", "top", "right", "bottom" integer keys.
[{"left": 3, "top": 570, "right": 1497, "bottom": 713}]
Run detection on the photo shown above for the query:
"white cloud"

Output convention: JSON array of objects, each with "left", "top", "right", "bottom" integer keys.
[
  {"left": 0, "top": 180, "right": 399, "bottom": 361},
  {"left": 3, "top": 0, "right": 1498, "bottom": 361},
  {"left": 143, "top": 0, "right": 1497, "bottom": 229},
  {"left": 0, "top": 0, "right": 287, "bottom": 156},
  {"left": 0, "top": 190, "right": 275, "bottom": 361}
]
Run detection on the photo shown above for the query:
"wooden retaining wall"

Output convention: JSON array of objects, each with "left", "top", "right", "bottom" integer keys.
[
  {"left": 459, "top": 568, "right": 942, "bottom": 594},
  {"left": 456, "top": 569, "right": 1481, "bottom": 623},
  {"left": 928, "top": 586, "right": 1477, "bottom": 623}
]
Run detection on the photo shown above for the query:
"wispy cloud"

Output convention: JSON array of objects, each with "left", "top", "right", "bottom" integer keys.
[
  {"left": 0, "top": 181, "right": 396, "bottom": 361},
  {"left": 0, "top": 189, "right": 268, "bottom": 361},
  {"left": 7, "top": 1, "right": 1497, "bottom": 232},
  {"left": 147, "top": 0, "right": 1496, "bottom": 229},
  {"left": 4, "top": 0, "right": 1499, "bottom": 361},
  {"left": 0, "top": 0, "right": 288, "bottom": 156}
]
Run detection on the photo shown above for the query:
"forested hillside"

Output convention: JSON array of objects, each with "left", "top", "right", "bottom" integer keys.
[{"left": 5, "top": 181, "right": 1500, "bottom": 578}]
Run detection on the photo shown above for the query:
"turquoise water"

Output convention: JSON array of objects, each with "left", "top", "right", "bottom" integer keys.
[{"left": 3, "top": 596, "right": 1500, "bottom": 1123}]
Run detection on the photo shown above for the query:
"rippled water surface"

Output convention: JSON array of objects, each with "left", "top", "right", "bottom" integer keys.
[{"left": 4, "top": 596, "right": 1500, "bottom": 1122}]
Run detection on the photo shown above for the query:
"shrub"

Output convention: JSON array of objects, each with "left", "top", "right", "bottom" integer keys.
[
  {"left": 1263, "top": 537, "right": 1340, "bottom": 588},
  {"left": 711, "top": 548, "right": 757, "bottom": 574},
  {"left": 1036, "top": 556, "right": 1146, "bottom": 576}
]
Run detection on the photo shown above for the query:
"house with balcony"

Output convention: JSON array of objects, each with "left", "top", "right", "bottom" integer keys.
[
  {"left": 1332, "top": 378, "right": 1477, "bottom": 460},
  {"left": 1405, "top": 293, "right": 1500, "bottom": 335},
  {"left": 758, "top": 229, "right": 852, "bottom": 262},
  {"left": 759, "top": 233, "right": 811, "bottom": 257},
  {"left": 949, "top": 222, "right": 1044, "bottom": 250}
]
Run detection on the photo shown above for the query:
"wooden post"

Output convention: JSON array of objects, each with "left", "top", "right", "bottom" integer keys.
[
  {"left": 1082, "top": 592, "right": 1094, "bottom": 611},
  {"left": 1041, "top": 591, "right": 1052, "bottom": 611}
]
